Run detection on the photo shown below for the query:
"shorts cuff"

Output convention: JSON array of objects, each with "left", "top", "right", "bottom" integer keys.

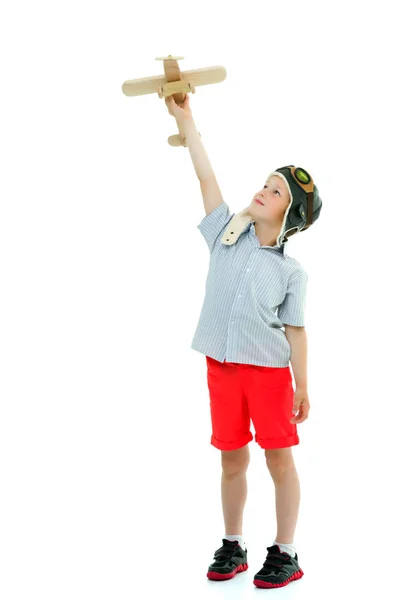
[
  {"left": 211, "top": 431, "right": 253, "bottom": 451},
  {"left": 255, "top": 433, "right": 299, "bottom": 449}
]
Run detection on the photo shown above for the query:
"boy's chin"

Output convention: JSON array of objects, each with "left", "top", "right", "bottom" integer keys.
[{"left": 249, "top": 204, "right": 266, "bottom": 216}]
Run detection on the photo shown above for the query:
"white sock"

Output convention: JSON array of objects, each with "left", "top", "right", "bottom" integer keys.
[
  {"left": 225, "top": 534, "right": 247, "bottom": 551},
  {"left": 273, "top": 540, "right": 296, "bottom": 558}
]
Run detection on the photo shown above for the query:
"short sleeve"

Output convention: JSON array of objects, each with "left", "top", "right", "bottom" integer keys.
[
  {"left": 277, "top": 271, "right": 308, "bottom": 327},
  {"left": 197, "top": 201, "right": 234, "bottom": 254}
]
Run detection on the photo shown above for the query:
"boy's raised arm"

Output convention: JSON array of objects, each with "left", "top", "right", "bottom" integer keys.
[
  {"left": 166, "top": 95, "right": 225, "bottom": 216},
  {"left": 181, "top": 115, "right": 224, "bottom": 216}
]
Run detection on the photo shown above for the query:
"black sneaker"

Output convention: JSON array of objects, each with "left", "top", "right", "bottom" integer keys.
[
  {"left": 207, "top": 539, "right": 248, "bottom": 580},
  {"left": 253, "top": 544, "right": 304, "bottom": 588}
]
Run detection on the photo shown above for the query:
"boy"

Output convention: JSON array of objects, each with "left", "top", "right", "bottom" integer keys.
[{"left": 166, "top": 95, "right": 322, "bottom": 588}]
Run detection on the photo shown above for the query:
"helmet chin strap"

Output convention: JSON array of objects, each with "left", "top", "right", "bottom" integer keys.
[{"left": 221, "top": 208, "right": 254, "bottom": 246}]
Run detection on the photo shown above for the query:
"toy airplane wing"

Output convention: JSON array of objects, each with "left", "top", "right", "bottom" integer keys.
[{"left": 122, "top": 55, "right": 227, "bottom": 146}]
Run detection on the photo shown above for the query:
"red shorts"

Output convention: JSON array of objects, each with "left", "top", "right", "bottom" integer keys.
[{"left": 206, "top": 356, "right": 299, "bottom": 451}]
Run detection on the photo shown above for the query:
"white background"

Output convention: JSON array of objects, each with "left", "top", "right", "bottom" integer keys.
[{"left": 1, "top": 1, "right": 399, "bottom": 598}]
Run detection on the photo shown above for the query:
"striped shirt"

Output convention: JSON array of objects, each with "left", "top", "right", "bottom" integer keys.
[{"left": 190, "top": 201, "right": 308, "bottom": 367}]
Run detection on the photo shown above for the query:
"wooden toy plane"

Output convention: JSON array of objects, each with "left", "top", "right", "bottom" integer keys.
[{"left": 122, "top": 55, "right": 227, "bottom": 147}]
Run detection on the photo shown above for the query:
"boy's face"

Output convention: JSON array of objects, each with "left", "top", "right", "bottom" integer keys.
[{"left": 250, "top": 175, "right": 291, "bottom": 224}]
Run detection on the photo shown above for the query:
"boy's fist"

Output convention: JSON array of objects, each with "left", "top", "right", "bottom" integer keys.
[{"left": 165, "top": 94, "right": 193, "bottom": 121}]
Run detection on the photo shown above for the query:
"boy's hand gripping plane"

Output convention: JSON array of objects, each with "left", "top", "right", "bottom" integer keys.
[{"left": 122, "top": 55, "right": 227, "bottom": 147}]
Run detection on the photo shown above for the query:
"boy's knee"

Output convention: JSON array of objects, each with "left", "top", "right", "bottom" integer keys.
[
  {"left": 265, "top": 448, "right": 294, "bottom": 476},
  {"left": 221, "top": 446, "right": 250, "bottom": 476}
]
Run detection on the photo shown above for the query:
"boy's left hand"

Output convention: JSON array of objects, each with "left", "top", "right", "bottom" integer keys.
[{"left": 290, "top": 388, "right": 310, "bottom": 424}]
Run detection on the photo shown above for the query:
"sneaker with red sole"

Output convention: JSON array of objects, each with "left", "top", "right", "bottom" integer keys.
[
  {"left": 253, "top": 544, "right": 304, "bottom": 588},
  {"left": 207, "top": 538, "right": 248, "bottom": 580}
]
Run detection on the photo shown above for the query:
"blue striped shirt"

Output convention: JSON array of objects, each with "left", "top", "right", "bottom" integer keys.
[{"left": 190, "top": 201, "right": 308, "bottom": 367}]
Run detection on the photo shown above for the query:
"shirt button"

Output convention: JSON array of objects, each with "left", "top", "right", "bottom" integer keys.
[
  {"left": 237, "top": 295, "right": 241, "bottom": 298},
  {"left": 247, "top": 268, "right": 251, "bottom": 272},
  {"left": 231, "top": 321, "right": 234, "bottom": 324}
]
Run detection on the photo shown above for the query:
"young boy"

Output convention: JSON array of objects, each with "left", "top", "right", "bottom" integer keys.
[{"left": 166, "top": 95, "right": 322, "bottom": 588}]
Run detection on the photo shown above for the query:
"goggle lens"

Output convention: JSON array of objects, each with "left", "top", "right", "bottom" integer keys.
[{"left": 295, "top": 168, "right": 310, "bottom": 184}]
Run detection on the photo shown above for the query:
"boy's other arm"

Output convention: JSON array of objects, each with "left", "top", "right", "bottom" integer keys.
[
  {"left": 284, "top": 325, "right": 308, "bottom": 391},
  {"left": 182, "top": 116, "right": 224, "bottom": 216}
]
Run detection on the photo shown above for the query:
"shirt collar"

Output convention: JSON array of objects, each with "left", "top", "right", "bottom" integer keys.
[{"left": 247, "top": 222, "right": 287, "bottom": 258}]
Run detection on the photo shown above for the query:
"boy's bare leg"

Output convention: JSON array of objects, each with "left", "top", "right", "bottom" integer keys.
[
  {"left": 265, "top": 447, "right": 300, "bottom": 543},
  {"left": 221, "top": 446, "right": 251, "bottom": 534}
]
